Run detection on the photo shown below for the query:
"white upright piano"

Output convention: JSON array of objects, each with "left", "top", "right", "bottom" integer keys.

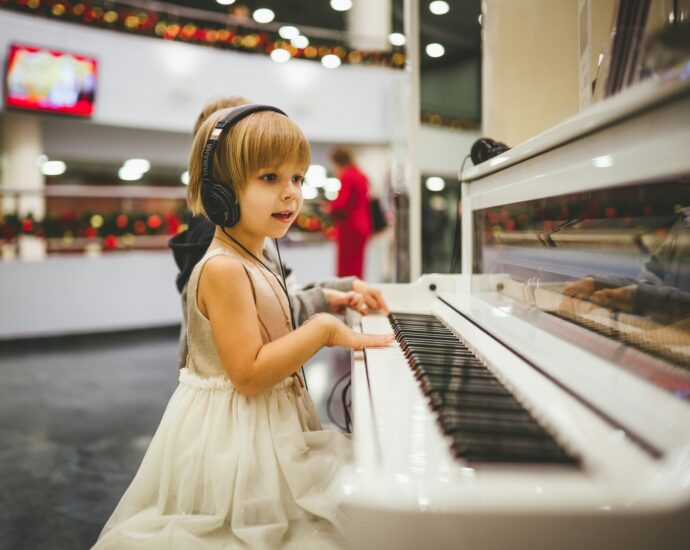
[{"left": 343, "top": 69, "right": 690, "bottom": 550}]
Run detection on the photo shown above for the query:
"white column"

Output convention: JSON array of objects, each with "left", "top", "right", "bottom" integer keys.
[
  {"left": 346, "top": 0, "right": 392, "bottom": 51},
  {"left": 404, "top": 0, "right": 421, "bottom": 281},
  {"left": 1, "top": 113, "right": 45, "bottom": 220}
]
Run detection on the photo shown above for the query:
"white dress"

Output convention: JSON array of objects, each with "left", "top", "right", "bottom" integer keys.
[{"left": 93, "top": 247, "right": 352, "bottom": 549}]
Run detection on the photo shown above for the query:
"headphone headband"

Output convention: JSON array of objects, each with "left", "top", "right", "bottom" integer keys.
[{"left": 200, "top": 103, "right": 287, "bottom": 227}]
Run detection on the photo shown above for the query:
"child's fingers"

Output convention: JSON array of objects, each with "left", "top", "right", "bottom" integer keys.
[
  {"left": 357, "top": 332, "right": 394, "bottom": 349},
  {"left": 363, "top": 289, "right": 389, "bottom": 314},
  {"left": 347, "top": 292, "right": 367, "bottom": 313}
]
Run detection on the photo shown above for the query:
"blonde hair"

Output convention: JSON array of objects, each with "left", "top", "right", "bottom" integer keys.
[
  {"left": 192, "top": 96, "right": 250, "bottom": 136},
  {"left": 187, "top": 108, "right": 311, "bottom": 218}
]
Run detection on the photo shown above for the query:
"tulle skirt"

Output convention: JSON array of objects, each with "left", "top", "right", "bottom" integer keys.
[{"left": 93, "top": 368, "right": 352, "bottom": 549}]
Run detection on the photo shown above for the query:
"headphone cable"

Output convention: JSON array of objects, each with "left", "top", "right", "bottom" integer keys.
[{"left": 218, "top": 228, "right": 309, "bottom": 389}]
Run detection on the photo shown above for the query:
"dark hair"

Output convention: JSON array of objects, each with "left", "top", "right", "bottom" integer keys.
[{"left": 330, "top": 146, "right": 354, "bottom": 167}]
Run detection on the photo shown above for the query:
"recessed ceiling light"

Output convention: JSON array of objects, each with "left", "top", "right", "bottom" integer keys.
[
  {"left": 252, "top": 8, "right": 275, "bottom": 23},
  {"left": 425, "top": 176, "right": 445, "bottom": 192},
  {"left": 291, "top": 35, "right": 309, "bottom": 49},
  {"left": 124, "top": 159, "right": 150, "bottom": 173},
  {"left": 181, "top": 171, "right": 190, "bottom": 185},
  {"left": 388, "top": 32, "right": 406, "bottom": 46},
  {"left": 429, "top": 1, "right": 450, "bottom": 15},
  {"left": 270, "top": 48, "right": 291, "bottom": 63},
  {"left": 301, "top": 184, "right": 318, "bottom": 200},
  {"left": 118, "top": 165, "right": 143, "bottom": 181},
  {"left": 41, "top": 160, "right": 66, "bottom": 176},
  {"left": 325, "top": 178, "right": 342, "bottom": 192},
  {"left": 279, "top": 25, "right": 299, "bottom": 39},
  {"left": 321, "top": 54, "right": 341, "bottom": 69},
  {"left": 216, "top": 0, "right": 236, "bottom": 5},
  {"left": 306, "top": 165, "right": 327, "bottom": 187},
  {"left": 330, "top": 0, "right": 353, "bottom": 12},
  {"left": 426, "top": 43, "right": 445, "bottom": 58}
]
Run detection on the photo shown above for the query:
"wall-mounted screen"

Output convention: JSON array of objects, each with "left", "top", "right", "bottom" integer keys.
[{"left": 4, "top": 43, "right": 97, "bottom": 117}]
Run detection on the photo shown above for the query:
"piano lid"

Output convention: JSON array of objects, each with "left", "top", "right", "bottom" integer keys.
[{"left": 461, "top": 62, "right": 690, "bottom": 183}]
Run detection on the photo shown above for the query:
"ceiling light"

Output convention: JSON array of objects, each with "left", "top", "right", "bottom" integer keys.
[
  {"left": 388, "top": 32, "right": 406, "bottom": 46},
  {"left": 325, "top": 190, "right": 339, "bottom": 200},
  {"left": 279, "top": 25, "right": 299, "bottom": 39},
  {"left": 270, "top": 48, "right": 291, "bottom": 63},
  {"left": 330, "top": 0, "right": 353, "bottom": 11},
  {"left": 301, "top": 184, "right": 319, "bottom": 200},
  {"left": 478, "top": 14, "right": 483, "bottom": 25},
  {"left": 124, "top": 158, "right": 150, "bottom": 173},
  {"left": 118, "top": 165, "right": 143, "bottom": 181},
  {"left": 321, "top": 54, "right": 341, "bottom": 69},
  {"left": 181, "top": 171, "right": 190, "bottom": 185},
  {"left": 425, "top": 176, "right": 445, "bottom": 192},
  {"left": 35, "top": 154, "right": 49, "bottom": 167},
  {"left": 429, "top": 1, "right": 450, "bottom": 15},
  {"left": 252, "top": 8, "right": 275, "bottom": 23},
  {"left": 426, "top": 43, "right": 445, "bottom": 58},
  {"left": 306, "top": 164, "right": 327, "bottom": 187},
  {"left": 41, "top": 160, "right": 66, "bottom": 176},
  {"left": 325, "top": 178, "right": 342, "bottom": 192},
  {"left": 216, "top": 0, "right": 236, "bottom": 5},
  {"left": 291, "top": 35, "right": 309, "bottom": 49}
]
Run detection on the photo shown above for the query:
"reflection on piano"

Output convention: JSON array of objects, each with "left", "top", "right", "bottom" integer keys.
[{"left": 342, "top": 73, "right": 690, "bottom": 549}]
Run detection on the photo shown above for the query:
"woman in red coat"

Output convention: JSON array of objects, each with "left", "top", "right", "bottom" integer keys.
[{"left": 327, "top": 147, "right": 373, "bottom": 278}]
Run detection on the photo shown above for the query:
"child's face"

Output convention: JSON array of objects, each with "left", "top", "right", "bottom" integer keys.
[{"left": 237, "top": 161, "right": 305, "bottom": 239}]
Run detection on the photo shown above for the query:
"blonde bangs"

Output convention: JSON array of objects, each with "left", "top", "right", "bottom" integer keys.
[
  {"left": 186, "top": 108, "right": 310, "bottom": 219},
  {"left": 228, "top": 111, "right": 311, "bottom": 185}
]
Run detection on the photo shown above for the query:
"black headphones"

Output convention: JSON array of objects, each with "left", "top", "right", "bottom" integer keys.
[
  {"left": 470, "top": 137, "right": 510, "bottom": 165},
  {"left": 200, "top": 103, "right": 287, "bottom": 227}
]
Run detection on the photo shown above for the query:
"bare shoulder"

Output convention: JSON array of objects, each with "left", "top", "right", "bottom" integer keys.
[{"left": 198, "top": 254, "right": 253, "bottom": 315}]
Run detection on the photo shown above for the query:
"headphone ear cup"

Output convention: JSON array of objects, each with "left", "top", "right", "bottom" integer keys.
[
  {"left": 470, "top": 137, "right": 510, "bottom": 165},
  {"left": 203, "top": 182, "right": 240, "bottom": 227},
  {"left": 471, "top": 138, "right": 495, "bottom": 165}
]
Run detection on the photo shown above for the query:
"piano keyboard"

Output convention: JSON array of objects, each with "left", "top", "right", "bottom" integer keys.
[{"left": 389, "top": 312, "right": 580, "bottom": 466}]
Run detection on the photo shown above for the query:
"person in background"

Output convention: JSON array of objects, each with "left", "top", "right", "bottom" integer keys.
[
  {"left": 325, "top": 146, "right": 373, "bottom": 278},
  {"left": 169, "top": 97, "right": 389, "bottom": 370}
]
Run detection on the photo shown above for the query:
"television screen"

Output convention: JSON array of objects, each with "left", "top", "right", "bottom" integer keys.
[{"left": 4, "top": 43, "right": 97, "bottom": 117}]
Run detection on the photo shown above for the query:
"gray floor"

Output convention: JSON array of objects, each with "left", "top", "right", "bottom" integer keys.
[{"left": 0, "top": 328, "right": 350, "bottom": 550}]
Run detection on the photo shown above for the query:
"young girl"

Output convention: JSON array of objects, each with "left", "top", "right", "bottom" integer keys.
[{"left": 93, "top": 106, "right": 393, "bottom": 549}]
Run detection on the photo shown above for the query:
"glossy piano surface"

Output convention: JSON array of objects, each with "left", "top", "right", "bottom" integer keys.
[{"left": 342, "top": 72, "right": 690, "bottom": 549}]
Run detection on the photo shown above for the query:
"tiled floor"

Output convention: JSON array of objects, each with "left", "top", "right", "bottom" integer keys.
[{"left": 0, "top": 328, "right": 350, "bottom": 549}]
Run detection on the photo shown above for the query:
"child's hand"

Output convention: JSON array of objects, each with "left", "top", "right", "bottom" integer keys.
[
  {"left": 352, "top": 279, "right": 389, "bottom": 314},
  {"left": 321, "top": 314, "right": 394, "bottom": 350},
  {"left": 323, "top": 289, "right": 367, "bottom": 316}
]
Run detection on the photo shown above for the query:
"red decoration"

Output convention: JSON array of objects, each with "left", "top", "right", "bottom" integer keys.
[
  {"left": 147, "top": 214, "right": 162, "bottom": 229},
  {"left": 103, "top": 234, "right": 118, "bottom": 249},
  {"left": 116, "top": 214, "right": 129, "bottom": 228}
]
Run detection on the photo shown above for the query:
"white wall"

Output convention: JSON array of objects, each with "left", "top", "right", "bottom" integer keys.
[
  {"left": 0, "top": 10, "right": 404, "bottom": 143},
  {"left": 420, "top": 125, "right": 481, "bottom": 178}
]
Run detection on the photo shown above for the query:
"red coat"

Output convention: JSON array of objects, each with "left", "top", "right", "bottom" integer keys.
[{"left": 330, "top": 165, "right": 372, "bottom": 278}]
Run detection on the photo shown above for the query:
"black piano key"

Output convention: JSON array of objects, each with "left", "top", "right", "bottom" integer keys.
[
  {"left": 413, "top": 365, "right": 497, "bottom": 380},
  {"left": 420, "top": 376, "right": 511, "bottom": 398},
  {"left": 388, "top": 312, "right": 580, "bottom": 467},
  {"left": 451, "top": 435, "right": 577, "bottom": 464},
  {"left": 432, "top": 394, "right": 525, "bottom": 413},
  {"left": 441, "top": 412, "right": 550, "bottom": 439}
]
